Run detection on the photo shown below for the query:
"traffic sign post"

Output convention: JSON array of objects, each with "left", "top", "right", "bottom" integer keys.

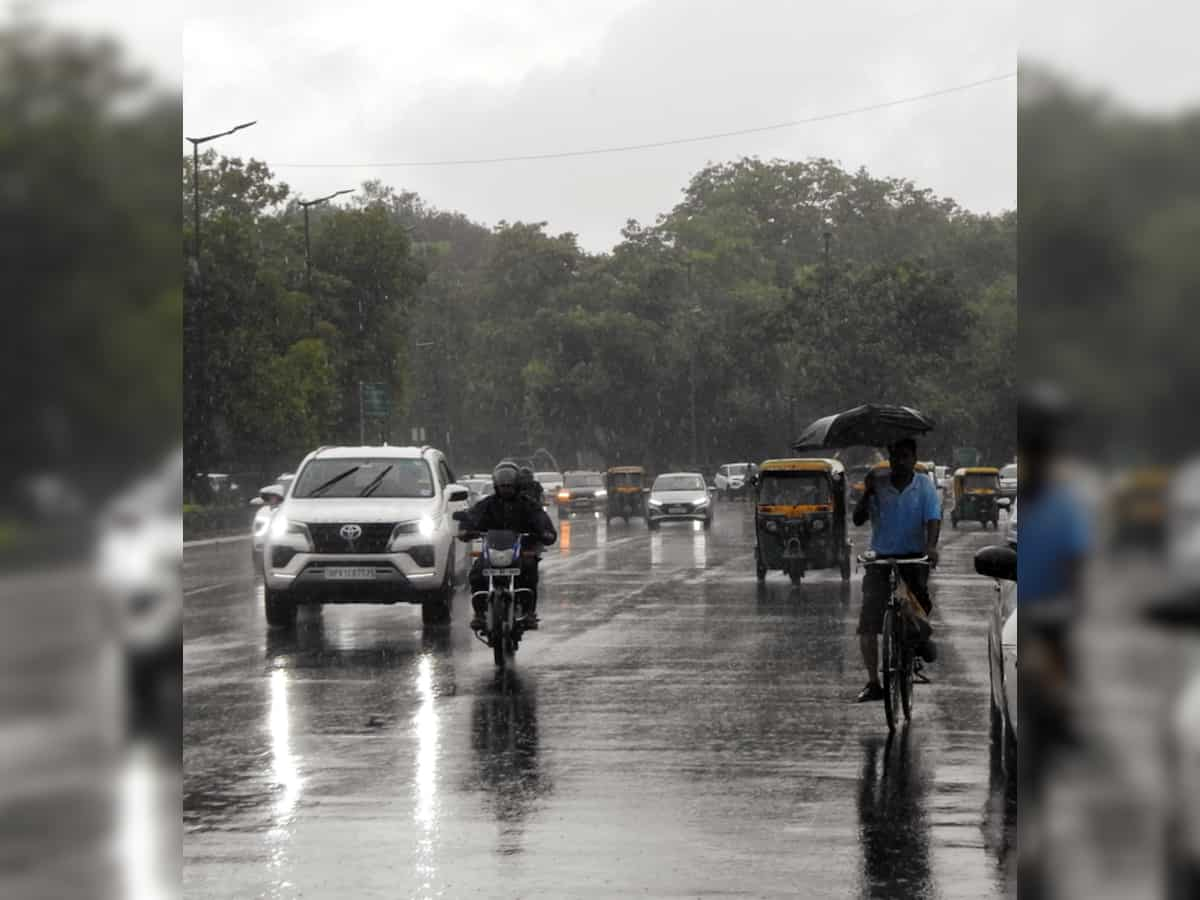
[{"left": 359, "top": 382, "right": 391, "bottom": 445}]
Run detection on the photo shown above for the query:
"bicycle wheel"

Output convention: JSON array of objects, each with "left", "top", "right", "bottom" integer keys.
[
  {"left": 899, "top": 634, "right": 914, "bottom": 721},
  {"left": 881, "top": 607, "right": 901, "bottom": 731}
]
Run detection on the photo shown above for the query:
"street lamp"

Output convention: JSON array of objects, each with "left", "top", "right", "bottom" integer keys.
[
  {"left": 298, "top": 189, "right": 355, "bottom": 299},
  {"left": 183, "top": 119, "right": 255, "bottom": 480},
  {"left": 185, "top": 120, "right": 257, "bottom": 269}
]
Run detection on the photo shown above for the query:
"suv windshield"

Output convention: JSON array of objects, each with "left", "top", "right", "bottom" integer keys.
[
  {"left": 760, "top": 474, "right": 832, "bottom": 506},
  {"left": 293, "top": 458, "right": 435, "bottom": 499},
  {"left": 565, "top": 472, "right": 603, "bottom": 488},
  {"left": 654, "top": 475, "right": 705, "bottom": 492},
  {"left": 727, "top": 464, "right": 749, "bottom": 476}
]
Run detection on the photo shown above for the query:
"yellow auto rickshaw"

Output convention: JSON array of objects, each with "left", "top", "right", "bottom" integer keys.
[
  {"left": 1109, "top": 466, "right": 1170, "bottom": 551},
  {"left": 753, "top": 459, "right": 851, "bottom": 585},
  {"left": 605, "top": 466, "right": 648, "bottom": 524},
  {"left": 951, "top": 467, "right": 1001, "bottom": 529}
]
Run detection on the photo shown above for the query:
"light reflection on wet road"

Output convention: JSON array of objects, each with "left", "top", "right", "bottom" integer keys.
[{"left": 183, "top": 504, "right": 1015, "bottom": 898}]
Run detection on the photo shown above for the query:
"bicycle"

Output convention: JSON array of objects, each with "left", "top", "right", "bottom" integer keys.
[{"left": 859, "top": 552, "right": 931, "bottom": 731}]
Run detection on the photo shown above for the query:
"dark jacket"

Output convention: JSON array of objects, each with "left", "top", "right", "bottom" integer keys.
[{"left": 460, "top": 493, "right": 557, "bottom": 545}]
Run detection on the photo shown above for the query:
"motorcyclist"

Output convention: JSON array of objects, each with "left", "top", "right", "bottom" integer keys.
[
  {"left": 457, "top": 462, "right": 557, "bottom": 632},
  {"left": 517, "top": 466, "right": 545, "bottom": 507}
]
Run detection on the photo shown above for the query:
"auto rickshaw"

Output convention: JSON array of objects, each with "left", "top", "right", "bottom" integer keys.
[
  {"left": 951, "top": 467, "right": 1001, "bottom": 529},
  {"left": 1109, "top": 466, "right": 1170, "bottom": 552},
  {"left": 753, "top": 459, "right": 852, "bottom": 585},
  {"left": 605, "top": 466, "right": 648, "bottom": 524}
]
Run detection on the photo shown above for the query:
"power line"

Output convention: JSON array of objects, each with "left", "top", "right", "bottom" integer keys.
[{"left": 272, "top": 71, "right": 1015, "bottom": 170}]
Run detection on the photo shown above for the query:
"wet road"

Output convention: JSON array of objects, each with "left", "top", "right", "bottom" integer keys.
[{"left": 184, "top": 504, "right": 1016, "bottom": 899}]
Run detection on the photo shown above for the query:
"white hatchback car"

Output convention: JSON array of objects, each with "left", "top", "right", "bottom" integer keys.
[{"left": 262, "top": 445, "right": 471, "bottom": 628}]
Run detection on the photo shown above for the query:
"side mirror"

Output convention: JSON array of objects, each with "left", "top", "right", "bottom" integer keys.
[
  {"left": 249, "top": 497, "right": 264, "bottom": 507},
  {"left": 974, "top": 545, "right": 1016, "bottom": 582},
  {"left": 447, "top": 485, "right": 469, "bottom": 502},
  {"left": 259, "top": 484, "right": 285, "bottom": 507},
  {"left": 451, "top": 509, "right": 469, "bottom": 522}
]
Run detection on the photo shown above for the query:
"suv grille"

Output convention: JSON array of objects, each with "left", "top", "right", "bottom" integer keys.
[{"left": 307, "top": 522, "right": 396, "bottom": 554}]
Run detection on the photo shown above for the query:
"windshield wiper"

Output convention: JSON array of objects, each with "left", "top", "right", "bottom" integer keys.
[
  {"left": 358, "top": 465, "right": 393, "bottom": 497},
  {"left": 306, "top": 466, "right": 360, "bottom": 497}
]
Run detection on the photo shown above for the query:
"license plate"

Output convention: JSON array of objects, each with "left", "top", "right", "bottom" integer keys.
[
  {"left": 669, "top": 506, "right": 688, "bottom": 514},
  {"left": 324, "top": 567, "right": 376, "bottom": 580},
  {"left": 483, "top": 568, "right": 521, "bottom": 577}
]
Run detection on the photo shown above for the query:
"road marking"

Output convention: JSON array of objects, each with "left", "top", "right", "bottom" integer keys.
[
  {"left": 185, "top": 581, "right": 236, "bottom": 596},
  {"left": 184, "top": 534, "right": 248, "bottom": 548}
]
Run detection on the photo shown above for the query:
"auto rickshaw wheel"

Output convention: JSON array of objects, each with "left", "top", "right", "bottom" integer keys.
[
  {"left": 840, "top": 553, "right": 851, "bottom": 581},
  {"left": 754, "top": 548, "right": 766, "bottom": 581}
]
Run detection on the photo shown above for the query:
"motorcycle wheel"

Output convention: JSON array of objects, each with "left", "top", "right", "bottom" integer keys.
[
  {"left": 840, "top": 553, "right": 852, "bottom": 581},
  {"left": 882, "top": 608, "right": 902, "bottom": 732},
  {"left": 788, "top": 562, "right": 804, "bottom": 586}
]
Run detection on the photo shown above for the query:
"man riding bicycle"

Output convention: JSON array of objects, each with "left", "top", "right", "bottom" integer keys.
[
  {"left": 458, "top": 462, "right": 557, "bottom": 632},
  {"left": 852, "top": 437, "right": 941, "bottom": 703}
]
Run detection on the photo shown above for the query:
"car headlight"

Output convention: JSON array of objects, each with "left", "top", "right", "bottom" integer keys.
[
  {"left": 695, "top": 498, "right": 709, "bottom": 508},
  {"left": 596, "top": 489, "right": 608, "bottom": 499},
  {"left": 648, "top": 498, "right": 663, "bottom": 507},
  {"left": 269, "top": 513, "right": 290, "bottom": 541},
  {"left": 253, "top": 508, "right": 272, "bottom": 537},
  {"left": 269, "top": 514, "right": 310, "bottom": 545}
]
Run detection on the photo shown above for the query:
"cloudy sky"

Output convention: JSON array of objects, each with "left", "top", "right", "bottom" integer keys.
[{"left": 177, "top": 0, "right": 1023, "bottom": 251}]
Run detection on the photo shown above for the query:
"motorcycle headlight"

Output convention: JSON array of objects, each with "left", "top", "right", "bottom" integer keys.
[
  {"left": 418, "top": 514, "right": 437, "bottom": 539},
  {"left": 488, "top": 547, "right": 515, "bottom": 567},
  {"left": 269, "top": 513, "right": 290, "bottom": 541},
  {"left": 253, "top": 508, "right": 272, "bottom": 536}
]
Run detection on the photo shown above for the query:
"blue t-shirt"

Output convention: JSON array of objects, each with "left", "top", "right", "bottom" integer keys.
[
  {"left": 869, "top": 473, "right": 942, "bottom": 555},
  {"left": 1017, "top": 484, "right": 1090, "bottom": 605}
]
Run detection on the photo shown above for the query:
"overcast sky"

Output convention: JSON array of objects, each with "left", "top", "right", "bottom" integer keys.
[
  {"left": 178, "top": 0, "right": 1024, "bottom": 251},
  {"left": 30, "top": 2, "right": 1200, "bottom": 251}
]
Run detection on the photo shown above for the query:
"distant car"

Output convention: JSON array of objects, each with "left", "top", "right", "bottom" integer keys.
[
  {"left": 262, "top": 445, "right": 471, "bottom": 628},
  {"left": 251, "top": 474, "right": 295, "bottom": 575},
  {"left": 647, "top": 472, "right": 713, "bottom": 530},
  {"left": 535, "top": 471, "right": 564, "bottom": 498},
  {"left": 975, "top": 527, "right": 1018, "bottom": 775},
  {"left": 1168, "top": 459, "right": 1200, "bottom": 580},
  {"left": 460, "top": 477, "right": 492, "bottom": 506},
  {"left": 714, "top": 462, "right": 754, "bottom": 500},
  {"left": 556, "top": 470, "right": 606, "bottom": 518},
  {"left": 95, "top": 448, "right": 184, "bottom": 718},
  {"left": 999, "top": 462, "right": 1018, "bottom": 508}
]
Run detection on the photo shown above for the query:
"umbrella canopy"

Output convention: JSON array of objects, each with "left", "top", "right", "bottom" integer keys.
[{"left": 792, "top": 404, "right": 934, "bottom": 451}]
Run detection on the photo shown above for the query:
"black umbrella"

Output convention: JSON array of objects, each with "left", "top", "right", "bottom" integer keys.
[{"left": 792, "top": 404, "right": 934, "bottom": 451}]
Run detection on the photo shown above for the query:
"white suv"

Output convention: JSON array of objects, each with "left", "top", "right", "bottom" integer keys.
[{"left": 262, "top": 445, "right": 471, "bottom": 628}]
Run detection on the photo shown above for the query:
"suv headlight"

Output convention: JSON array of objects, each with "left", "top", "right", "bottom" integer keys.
[
  {"left": 390, "top": 514, "right": 439, "bottom": 548},
  {"left": 269, "top": 514, "right": 312, "bottom": 549}
]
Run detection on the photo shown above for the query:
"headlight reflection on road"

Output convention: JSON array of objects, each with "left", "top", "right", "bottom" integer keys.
[
  {"left": 117, "top": 743, "right": 178, "bottom": 900},
  {"left": 414, "top": 654, "right": 440, "bottom": 895},
  {"left": 268, "top": 667, "right": 301, "bottom": 839},
  {"left": 693, "top": 528, "right": 707, "bottom": 568},
  {"left": 650, "top": 531, "right": 664, "bottom": 568}
]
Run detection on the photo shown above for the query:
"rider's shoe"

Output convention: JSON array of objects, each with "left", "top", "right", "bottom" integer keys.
[
  {"left": 918, "top": 638, "right": 938, "bottom": 663},
  {"left": 469, "top": 616, "right": 486, "bottom": 632},
  {"left": 912, "top": 659, "right": 932, "bottom": 684},
  {"left": 522, "top": 613, "right": 540, "bottom": 630},
  {"left": 856, "top": 682, "right": 885, "bottom": 703}
]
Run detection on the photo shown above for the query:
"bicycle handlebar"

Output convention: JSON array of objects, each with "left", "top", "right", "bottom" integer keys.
[{"left": 857, "top": 554, "right": 930, "bottom": 566}]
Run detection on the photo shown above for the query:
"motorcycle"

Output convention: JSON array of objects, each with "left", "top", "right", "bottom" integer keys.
[{"left": 455, "top": 514, "right": 539, "bottom": 669}]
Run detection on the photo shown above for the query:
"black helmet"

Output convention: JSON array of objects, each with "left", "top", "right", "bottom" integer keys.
[
  {"left": 493, "top": 462, "right": 519, "bottom": 493},
  {"left": 517, "top": 466, "right": 535, "bottom": 488}
]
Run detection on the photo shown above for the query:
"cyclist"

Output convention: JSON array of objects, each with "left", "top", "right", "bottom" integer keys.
[
  {"left": 852, "top": 437, "right": 941, "bottom": 703},
  {"left": 458, "top": 462, "right": 557, "bottom": 632}
]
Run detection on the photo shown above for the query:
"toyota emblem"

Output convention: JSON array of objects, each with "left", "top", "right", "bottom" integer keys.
[{"left": 340, "top": 524, "right": 363, "bottom": 541}]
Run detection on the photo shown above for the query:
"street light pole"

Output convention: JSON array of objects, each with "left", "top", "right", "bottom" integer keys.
[
  {"left": 297, "top": 189, "right": 354, "bottom": 302},
  {"left": 183, "top": 120, "right": 256, "bottom": 477},
  {"left": 822, "top": 226, "right": 832, "bottom": 299}
]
